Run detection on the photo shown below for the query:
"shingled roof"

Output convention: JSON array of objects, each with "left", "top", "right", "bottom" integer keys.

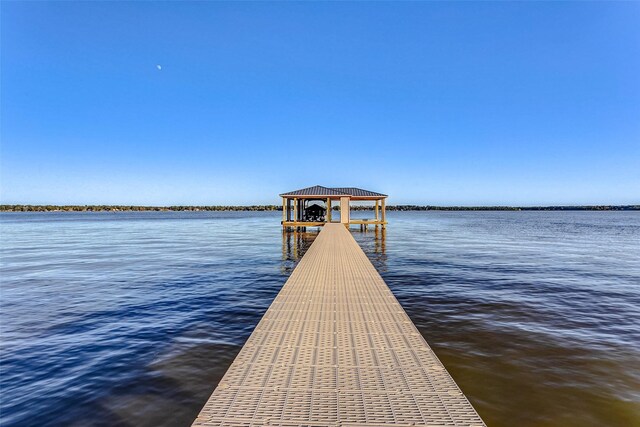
[
  {"left": 280, "top": 185, "right": 387, "bottom": 198},
  {"left": 331, "top": 187, "right": 388, "bottom": 198}
]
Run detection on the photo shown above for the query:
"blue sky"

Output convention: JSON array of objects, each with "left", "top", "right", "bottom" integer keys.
[{"left": 2, "top": 2, "right": 638, "bottom": 205}]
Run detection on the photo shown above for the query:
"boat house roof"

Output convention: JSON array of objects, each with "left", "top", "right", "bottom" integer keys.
[{"left": 280, "top": 185, "right": 387, "bottom": 200}]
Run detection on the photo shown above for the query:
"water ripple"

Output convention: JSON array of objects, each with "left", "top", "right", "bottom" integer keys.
[{"left": 1, "top": 211, "right": 639, "bottom": 426}]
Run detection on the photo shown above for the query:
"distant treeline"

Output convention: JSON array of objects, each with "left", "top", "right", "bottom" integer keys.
[
  {"left": 382, "top": 205, "right": 640, "bottom": 211},
  {"left": 0, "top": 205, "right": 281, "bottom": 212},
  {"left": 2, "top": 204, "right": 638, "bottom": 212}
]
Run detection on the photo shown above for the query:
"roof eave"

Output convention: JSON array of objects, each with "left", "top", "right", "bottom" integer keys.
[
  {"left": 279, "top": 195, "right": 387, "bottom": 199},
  {"left": 349, "top": 195, "right": 388, "bottom": 200}
]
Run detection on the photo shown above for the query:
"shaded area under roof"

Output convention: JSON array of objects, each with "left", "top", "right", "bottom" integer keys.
[{"left": 280, "top": 185, "right": 387, "bottom": 198}]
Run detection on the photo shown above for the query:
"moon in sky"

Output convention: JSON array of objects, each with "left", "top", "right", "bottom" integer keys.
[{"left": 156, "top": 65, "right": 162, "bottom": 71}]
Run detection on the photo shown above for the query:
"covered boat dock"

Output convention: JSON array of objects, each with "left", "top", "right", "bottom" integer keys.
[{"left": 280, "top": 185, "right": 387, "bottom": 230}]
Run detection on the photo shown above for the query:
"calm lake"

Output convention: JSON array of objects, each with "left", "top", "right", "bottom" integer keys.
[{"left": 1, "top": 211, "right": 639, "bottom": 426}]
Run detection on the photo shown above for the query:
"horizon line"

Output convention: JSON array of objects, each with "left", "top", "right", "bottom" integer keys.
[{"left": 2, "top": 203, "right": 639, "bottom": 211}]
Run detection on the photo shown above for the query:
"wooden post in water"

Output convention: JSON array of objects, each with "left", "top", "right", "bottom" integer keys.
[
  {"left": 281, "top": 197, "right": 286, "bottom": 223},
  {"left": 381, "top": 197, "right": 386, "bottom": 228},
  {"left": 293, "top": 198, "right": 298, "bottom": 225}
]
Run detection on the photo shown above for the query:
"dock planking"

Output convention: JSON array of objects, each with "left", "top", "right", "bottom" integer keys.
[{"left": 193, "top": 223, "right": 485, "bottom": 427}]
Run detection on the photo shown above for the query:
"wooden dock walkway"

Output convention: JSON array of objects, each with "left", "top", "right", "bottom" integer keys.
[{"left": 193, "top": 223, "right": 485, "bottom": 427}]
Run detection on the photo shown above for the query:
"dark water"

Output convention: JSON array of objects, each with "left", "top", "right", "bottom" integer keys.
[{"left": 1, "top": 211, "right": 639, "bottom": 426}]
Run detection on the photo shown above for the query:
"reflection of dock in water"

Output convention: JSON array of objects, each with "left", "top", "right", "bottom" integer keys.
[
  {"left": 281, "top": 226, "right": 386, "bottom": 269},
  {"left": 363, "top": 223, "right": 387, "bottom": 261},
  {"left": 194, "top": 223, "right": 484, "bottom": 427},
  {"left": 281, "top": 229, "right": 319, "bottom": 267}
]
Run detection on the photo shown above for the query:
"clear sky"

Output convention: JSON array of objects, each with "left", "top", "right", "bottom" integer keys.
[{"left": 1, "top": 2, "right": 639, "bottom": 206}]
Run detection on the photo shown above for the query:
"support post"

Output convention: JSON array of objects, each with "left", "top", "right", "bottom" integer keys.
[
  {"left": 282, "top": 197, "right": 286, "bottom": 224},
  {"left": 381, "top": 198, "right": 386, "bottom": 228},
  {"left": 340, "top": 197, "right": 350, "bottom": 225},
  {"left": 375, "top": 200, "right": 379, "bottom": 223},
  {"left": 287, "top": 199, "right": 292, "bottom": 221},
  {"left": 293, "top": 198, "right": 298, "bottom": 224},
  {"left": 327, "top": 198, "right": 332, "bottom": 222}
]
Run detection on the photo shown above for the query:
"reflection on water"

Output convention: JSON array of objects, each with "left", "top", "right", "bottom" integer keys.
[
  {"left": 354, "top": 226, "right": 387, "bottom": 272},
  {"left": 281, "top": 225, "right": 386, "bottom": 271},
  {"left": 1, "top": 211, "right": 639, "bottom": 427},
  {"left": 281, "top": 229, "right": 319, "bottom": 271}
]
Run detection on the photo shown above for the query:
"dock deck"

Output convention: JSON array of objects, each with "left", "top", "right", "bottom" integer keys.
[{"left": 193, "top": 223, "right": 485, "bottom": 427}]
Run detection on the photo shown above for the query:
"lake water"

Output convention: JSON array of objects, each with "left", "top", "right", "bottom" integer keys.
[{"left": 1, "top": 211, "right": 639, "bottom": 426}]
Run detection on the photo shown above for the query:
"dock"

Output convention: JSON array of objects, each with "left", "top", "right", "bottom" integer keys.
[
  {"left": 280, "top": 186, "right": 388, "bottom": 230},
  {"left": 193, "top": 223, "right": 485, "bottom": 427}
]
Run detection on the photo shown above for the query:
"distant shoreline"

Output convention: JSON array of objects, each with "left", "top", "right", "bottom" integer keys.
[{"left": 1, "top": 204, "right": 638, "bottom": 212}]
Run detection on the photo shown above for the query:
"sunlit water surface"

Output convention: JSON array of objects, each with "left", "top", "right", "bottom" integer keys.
[{"left": 1, "top": 211, "right": 639, "bottom": 426}]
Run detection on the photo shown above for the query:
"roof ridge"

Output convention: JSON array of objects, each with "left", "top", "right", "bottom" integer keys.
[{"left": 279, "top": 185, "right": 349, "bottom": 197}]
